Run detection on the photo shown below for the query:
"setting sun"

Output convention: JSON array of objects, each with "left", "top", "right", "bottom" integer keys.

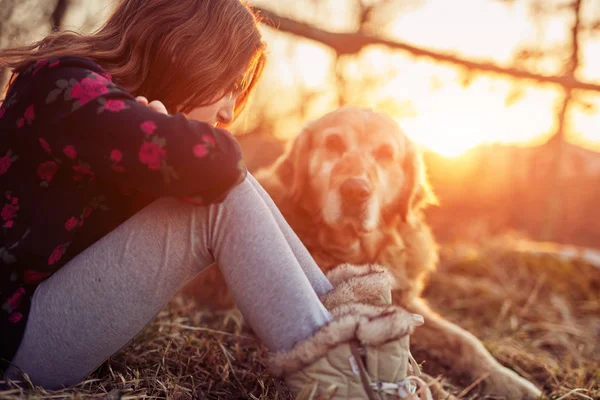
[{"left": 392, "top": 79, "right": 558, "bottom": 157}]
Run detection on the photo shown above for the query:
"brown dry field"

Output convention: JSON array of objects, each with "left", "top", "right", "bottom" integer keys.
[{"left": 1, "top": 236, "right": 598, "bottom": 400}]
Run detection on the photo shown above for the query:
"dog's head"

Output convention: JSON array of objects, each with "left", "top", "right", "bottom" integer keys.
[{"left": 274, "top": 107, "right": 436, "bottom": 237}]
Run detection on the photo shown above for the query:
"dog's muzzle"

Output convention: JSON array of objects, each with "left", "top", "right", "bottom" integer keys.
[{"left": 340, "top": 177, "right": 372, "bottom": 215}]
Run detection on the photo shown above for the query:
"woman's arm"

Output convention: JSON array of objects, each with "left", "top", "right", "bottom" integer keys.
[{"left": 26, "top": 57, "right": 246, "bottom": 205}]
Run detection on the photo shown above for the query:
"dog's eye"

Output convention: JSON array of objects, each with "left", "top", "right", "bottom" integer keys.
[
  {"left": 324, "top": 134, "right": 347, "bottom": 154},
  {"left": 373, "top": 145, "right": 394, "bottom": 161}
]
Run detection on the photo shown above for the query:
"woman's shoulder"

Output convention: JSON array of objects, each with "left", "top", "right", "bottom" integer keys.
[
  {"left": 6, "top": 56, "right": 102, "bottom": 95},
  {"left": 1, "top": 55, "right": 118, "bottom": 133},
  {"left": 22, "top": 55, "right": 109, "bottom": 82}
]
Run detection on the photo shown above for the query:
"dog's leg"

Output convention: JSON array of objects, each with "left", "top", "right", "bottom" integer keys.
[{"left": 408, "top": 298, "right": 542, "bottom": 399}]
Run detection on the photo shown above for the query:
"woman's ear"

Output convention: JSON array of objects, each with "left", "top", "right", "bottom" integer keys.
[
  {"left": 274, "top": 127, "right": 313, "bottom": 203},
  {"left": 396, "top": 146, "right": 438, "bottom": 225}
]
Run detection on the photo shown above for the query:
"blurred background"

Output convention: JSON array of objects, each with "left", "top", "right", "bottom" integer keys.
[{"left": 2, "top": 0, "right": 599, "bottom": 249}]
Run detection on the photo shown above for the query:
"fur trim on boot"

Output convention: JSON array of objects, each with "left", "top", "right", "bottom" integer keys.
[
  {"left": 269, "top": 303, "right": 430, "bottom": 399},
  {"left": 320, "top": 264, "right": 396, "bottom": 309},
  {"left": 269, "top": 303, "right": 423, "bottom": 377}
]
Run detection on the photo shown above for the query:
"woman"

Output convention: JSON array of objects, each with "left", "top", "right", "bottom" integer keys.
[{"left": 0, "top": 0, "right": 423, "bottom": 397}]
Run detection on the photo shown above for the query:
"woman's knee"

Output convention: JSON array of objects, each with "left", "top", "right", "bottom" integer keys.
[{"left": 215, "top": 175, "right": 272, "bottom": 222}]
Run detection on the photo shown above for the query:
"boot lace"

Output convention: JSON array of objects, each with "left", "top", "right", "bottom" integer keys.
[{"left": 370, "top": 352, "right": 433, "bottom": 400}]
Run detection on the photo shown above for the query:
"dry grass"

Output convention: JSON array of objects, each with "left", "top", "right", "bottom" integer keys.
[
  {"left": 1, "top": 303, "right": 283, "bottom": 400},
  {"left": 423, "top": 235, "right": 600, "bottom": 400},
  {"left": 1, "top": 235, "right": 599, "bottom": 399}
]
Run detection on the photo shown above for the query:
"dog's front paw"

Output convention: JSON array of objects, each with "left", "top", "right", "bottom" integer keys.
[{"left": 485, "top": 366, "right": 542, "bottom": 399}]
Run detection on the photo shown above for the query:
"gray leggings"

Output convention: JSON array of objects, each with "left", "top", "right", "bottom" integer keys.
[{"left": 3, "top": 174, "right": 333, "bottom": 389}]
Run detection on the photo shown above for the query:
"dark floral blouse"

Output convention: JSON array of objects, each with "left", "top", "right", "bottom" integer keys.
[{"left": 0, "top": 56, "right": 246, "bottom": 371}]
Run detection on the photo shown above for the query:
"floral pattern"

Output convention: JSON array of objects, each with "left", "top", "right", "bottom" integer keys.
[
  {"left": 0, "top": 55, "right": 246, "bottom": 372},
  {"left": 63, "top": 145, "right": 77, "bottom": 159},
  {"left": 193, "top": 135, "right": 217, "bottom": 158},
  {"left": 37, "top": 160, "right": 59, "bottom": 184},
  {"left": 2, "top": 194, "right": 20, "bottom": 229},
  {"left": 39, "top": 138, "right": 52, "bottom": 154},
  {"left": 46, "top": 71, "right": 115, "bottom": 111},
  {"left": 137, "top": 121, "right": 180, "bottom": 183},
  {"left": 110, "top": 149, "right": 125, "bottom": 172},
  {"left": 97, "top": 98, "right": 129, "bottom": 114},
  {"left": 0, "top": 150, "right": 17, "bottom": 175},
  {"left": 140, "top": 120, "right": 157, "bottom": 135}
]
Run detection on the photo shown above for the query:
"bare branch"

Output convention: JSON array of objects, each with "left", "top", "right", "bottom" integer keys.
[
  {"left": 254, "top": 6, "right": 600, "bottom": 92},
  {"left": 50, "top": 0, "right": 70, "bottom": 31}
]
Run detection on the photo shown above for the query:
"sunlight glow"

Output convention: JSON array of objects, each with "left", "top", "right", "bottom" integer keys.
[
  {"left": 262, "top": 0, "right": 600, "bottom": 157},
  {"left": 294, "top": 43, "right": 331, "bottom": 88},
  {"left": 395, "top": 79, "right": 559, "bottom": 156}
]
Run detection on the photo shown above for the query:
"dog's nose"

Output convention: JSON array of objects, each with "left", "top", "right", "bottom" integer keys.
[{"left": 340, "top": 178, "right": 372, "bottom": 202}]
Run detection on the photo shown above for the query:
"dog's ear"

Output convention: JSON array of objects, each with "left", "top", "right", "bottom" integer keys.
[
  {"left": 396, "top": 145, "right": 438, "bottom": 225},
  {"left": 273, "top": 127, "right": 313, "bottom": 203}
]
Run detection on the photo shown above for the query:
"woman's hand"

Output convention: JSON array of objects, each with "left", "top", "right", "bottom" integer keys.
[{"left": 135, "top": 96, "right": 168, "bottom": 115}]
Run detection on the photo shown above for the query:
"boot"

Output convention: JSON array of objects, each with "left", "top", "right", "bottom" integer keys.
[{"left": 270, "top": 264, "right": 433, "bottom": 400}]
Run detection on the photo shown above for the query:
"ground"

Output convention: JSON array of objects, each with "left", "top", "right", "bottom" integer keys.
[{"left": 1, "top": 235, "right": 599, "bottom": 400}]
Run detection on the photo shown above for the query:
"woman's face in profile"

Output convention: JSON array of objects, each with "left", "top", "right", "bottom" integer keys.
[
  {"left": 185, "top": 91, "right": 241, "bottom": 127},
  {"left": 186, "top": 63, "right": 258, "bottom": 127}
]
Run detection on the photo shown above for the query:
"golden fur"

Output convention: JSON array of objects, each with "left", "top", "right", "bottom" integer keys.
[{"left": 186, "top": 107, "right": 542, "bottom": 399}]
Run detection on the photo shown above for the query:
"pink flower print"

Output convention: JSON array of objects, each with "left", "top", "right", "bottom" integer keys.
[
  {"left": 202, "top": 135, "right": 216, "bottom": 146},
  {"left": 48, "top": 244, "right": 66, "bottom": 265},
  {"left": 24, "top": 105, "right": 35, "bottom": 122},
  {"left": 1, "top": 204, "right": 18, "bottom": 221},
  {"left": 193, "top": 143, "right": 208, "bottom": 158},
  {"left": 0, "top": 156, "right": 12, "bottom": 174},
  {"left": 32, "top": 59, "right": 48, "bottom": 75},
  {"left": 110, "top": 148, "right": 124, "bottom": 172},
  {"left": 90, "top": 72, "right": 109, "bottom": 82},
  {"left": 8, "top": 312, "right": 23, "bottom": 323},
  {"left": 39, "top": 138, "right": 52, "bottom": 153},
  {"left": 72, "top": 164, "right": 94, "bottom": 181},
  {"left": 37, "top": 161, "right": 59, "bottom": 182},
  {"left": 16, "top": 118, "right": 24, "bottom": 128},
  {"left": 194, "top": 135, "right": 215, "bottom": 158},
  {"left": 139, "top": 142, "right": 166, "bottom": 170},
  {"left": 70, "top": 76, "right": 109, "bottom": 105},
  {"left": 7, "top": 288, "right": 25, "bottom": 309},
  {"left": 0, "top": 107, "right": 5, "bottom": 119},
  {"left": 65, "top": 216, "right": 78, "bottom": 231},
  {"left": 11, "top": 197, "right": 18, "bottom": 204},
  {"left": 63, "top": 145, "right": 77, "bottom": 159},
  {"left": 4, "top": 220, "right": 13, "bottom": 228},
  {"left": 23, "top": 270, "right": 51, "bottom": 284},
  {"left": 140, "top": 120, "right": 157, "bottom": 135},
  {"left": 79, "top": 206, "right": 92, "bottom": 227},
  {"left": 110, "top": 149, "right": 123, "bottom": 163},
  {"left": 104, "top": 99, "right": 126, "bottom": 112}
]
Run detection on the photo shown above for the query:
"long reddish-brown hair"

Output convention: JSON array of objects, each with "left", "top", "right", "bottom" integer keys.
[{"left": 0, "top": 0, "right": 266, "bottom": 119}]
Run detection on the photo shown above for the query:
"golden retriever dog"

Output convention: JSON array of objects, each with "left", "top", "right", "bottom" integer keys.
[{"left": 186, "top": 107, "right": 542, "bottom": 399}]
